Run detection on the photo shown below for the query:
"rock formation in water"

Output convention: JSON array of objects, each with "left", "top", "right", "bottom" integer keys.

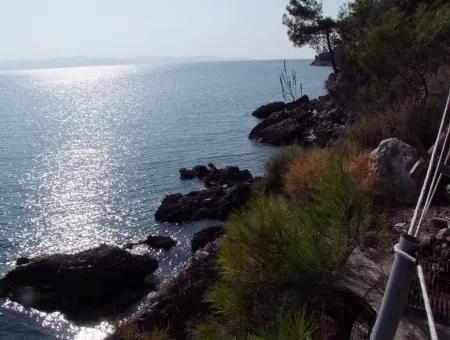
[
  {"left": 0, "top": 245, "right": 158, "bottom": 321},
  {"left": 249, "top": 95, "right": 346, "bottom": 146}
]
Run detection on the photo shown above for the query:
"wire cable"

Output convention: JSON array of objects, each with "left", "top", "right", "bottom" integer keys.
[
  {"left": 417, "top": 265, "right": 439, "bottom": 340},
  {"left": 408, "top": 92, "right": 450, "bottom": 236}
]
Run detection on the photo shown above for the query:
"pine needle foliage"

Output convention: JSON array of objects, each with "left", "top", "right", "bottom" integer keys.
[{"left": 205, "top": 157, "right": 374, "bottom": 336}]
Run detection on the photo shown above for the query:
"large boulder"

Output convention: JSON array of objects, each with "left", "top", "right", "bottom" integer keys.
[
  {"left": 112, "top": 240, "right": 221, "bottom": 340},
  {"left": 369, "top": 138, "right": 419, "bottom": 205},
  {"left": 155, "top": 184, "right": 251, "bottom": 222},
  {"left": 251, "top": 101, "right": 286, "bottom": 119},
  {"left": 249, "top": 117, "right": 304, "bottom": 145},
  {"left": 0, "top": 245, "right": 158, "bottom": 321},
  {"left": 191, "top": 225, "right": 225, "bottom": 252},
  {"left": 145, "top": 235, "right": 177, "bottom": 250}
]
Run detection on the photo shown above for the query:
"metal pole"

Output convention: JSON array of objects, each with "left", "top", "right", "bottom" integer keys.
[{"left": 370, "top": 234, "right": 420, "bottom": 340}]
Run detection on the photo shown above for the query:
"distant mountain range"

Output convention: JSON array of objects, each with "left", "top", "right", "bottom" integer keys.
[{"left": 0, "top": 56, "right": 247, "bottom": 71}]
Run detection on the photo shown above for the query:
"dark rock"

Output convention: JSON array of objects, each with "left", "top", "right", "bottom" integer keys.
[
  {"left": 0, "top": 245, "right": 158, "bottom": 321},
  {"left": 311, "top": 51, "right": 332, "bottom": 66},
  {"left": 249, "top": 111, "right": 290, "bottom": 140},
  {"left": 146, "top": 235, "right": 177, "bottom": 250},
  {"left": 179, "top": 168, "right": 195, "bottom": 179},
  {"left": 191, "top": 226, "right": 225, "bottom": 252},
  {"left": 249, "top": 94, "right": 345, "bottom": 147},
  {"left": 250, "top": 117, "right": 304, "bottom": 145},
  {"left": 251, "top": 101, "right": 286, "bottom": 119},
  {"left": 16, "top": 257, "right": 30, "bottom": 266},
  {"left": 431, "top": 217, "right": 449, "bottom": 230},
  {"left": 285, "top": 95, "right": 310, "bottom": 110},
  {"left": 111, "top": 240, "right": 221, "bottom": 340},
  {"left": 179, "top": 164, "right": 253, "bottom": 187},
  {"left": 192, "top": 165, "right": 209, "bottom": 179},
  {"left": 203, "top": 166, "right": 252, "bottom": 187},
  {"left": 155, "top": 184, "right": 251, "bottom": 223}
]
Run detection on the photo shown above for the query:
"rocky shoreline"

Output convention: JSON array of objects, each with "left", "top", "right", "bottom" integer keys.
[
  {"left": 0, "top": 90, "right": 353, "bottom": 335},
  {"left": 0, "top": 86, "right": 437, "bottom": 339},
  {"left": 249, "top": 94, "right": 346, "bottom": 147},
  {"left": 0, "top": 164, "right": 250, "bottom": 327}
]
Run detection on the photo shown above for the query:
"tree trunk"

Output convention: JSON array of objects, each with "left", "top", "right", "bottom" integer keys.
[{"left": 326, "top": 31, "right": 338, "bottom": 73}]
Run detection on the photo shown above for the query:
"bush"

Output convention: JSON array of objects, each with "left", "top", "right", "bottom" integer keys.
[
  {"left": 347, "top": 113, "right": 397, "bottom": 149},
  {"left": 250, "top": 309, "right": 317, "bottom": 340},
  {"left": 342, "top": 143, "right": 374, "bottom": 195},
  {"left": 283, "top": 148, "right": 334, "bottom": 201},
  {"left": 284, "top": 146, "right": 373, "bottom": 201},
  {"left": 205, "top": 159, "right": 374, "bottom": 336},
  {"left": 188, "top": 316, "right": 235, "bottom": 340},
  {"left": 261, "top": 146, "right": 303, "bottom": 193}
]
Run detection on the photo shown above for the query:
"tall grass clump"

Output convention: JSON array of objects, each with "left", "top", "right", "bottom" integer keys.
[
  {"left": 283, "top": 148, "right": 333, "bottom": 201},
  {"left": 202, "top": 158, "right": 375, "bottom": 337},
  {"left": 284, "top": 146, "right": 374, "bottom": 201}
]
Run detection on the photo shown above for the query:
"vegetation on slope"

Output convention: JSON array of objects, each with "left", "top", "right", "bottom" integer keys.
[
  {"left": 189, "top": 158, "right": 376, "bottom": 339},
  {"left": 189, "top": 0, "right": 449, "bottom": 338}
]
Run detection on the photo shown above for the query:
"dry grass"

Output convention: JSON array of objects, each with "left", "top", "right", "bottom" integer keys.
[
  {"left": 283, "top": 148, "right": 334, "bottom": 201},
  {"left": 283, "top": 145, "right": 374, "bottom": 201},
  {"left": 342, "top": 143, "right": 375, "bottom": 195}
]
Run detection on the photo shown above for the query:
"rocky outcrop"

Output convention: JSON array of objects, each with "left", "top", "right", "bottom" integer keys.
[
  {"left": 369, "top": 138, "right": 419, "bottom": 205},
  {"left": 179, "top": 165, "right": 210, "bottom": 180},
  {"left": 112, "top": 239, "right": 221, "bottom": 340},
  {"left": 249, "top": 95, "right": 345, "bottom": 146},
  {"left": 251, "top": 101, "right": 286, "bottom": 119},
  {"left": 180, "top": 164, "right": 252, "bottom": 187},
  {"left": 311, "top": 52, "right": 332, "bottom": 66},
  {"left": 155, "top": 183, "right": 251, "bottom": 223},
  {"left": 124, "top": 235, "right": 177, "bottom": 251},
  {"left": 0, "top": 245, "right": 158, "bottom": 321},
  {"left": 191, "top": 225, "right": 225, "bottom": 252}
]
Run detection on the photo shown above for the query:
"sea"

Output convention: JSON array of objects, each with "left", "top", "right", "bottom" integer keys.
[{"left": 0, "top": 59, "right": 331, "bottom": 339}]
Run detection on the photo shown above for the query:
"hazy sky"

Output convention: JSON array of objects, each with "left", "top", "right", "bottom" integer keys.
[{"left": 0, "top": 0, "right": 345, "bottom": 60}]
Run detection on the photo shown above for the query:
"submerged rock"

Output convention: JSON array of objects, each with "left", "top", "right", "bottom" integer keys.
[
  {"left": 155, "top": 183, "right": 251, "bottom": 223},
  {"left": 191, "top": 225, "right": 225, "bottom": 252},
  {"left": 146, "top": 235, "right": 177, "bottom": 250},
  {"left": 0, "top": 245, "right": 158, "bottom": 321}
]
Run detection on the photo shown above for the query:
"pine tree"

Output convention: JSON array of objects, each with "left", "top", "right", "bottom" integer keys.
[{"left": 283, "top": 0, "right": 339, "bottom": 72}]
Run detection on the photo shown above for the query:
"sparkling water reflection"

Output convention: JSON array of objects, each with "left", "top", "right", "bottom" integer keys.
[{"left": 0, "top": 61, "right": 331, "bottom": 339}]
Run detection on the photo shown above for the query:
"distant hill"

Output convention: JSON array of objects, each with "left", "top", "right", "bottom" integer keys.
[{"left": 0, "top": 56, "right": 244, "bottom": 71}]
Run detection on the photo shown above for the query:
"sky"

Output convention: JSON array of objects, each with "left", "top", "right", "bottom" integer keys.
[{"left": 0, "top": 0, "right": 345, "bottom": 61}]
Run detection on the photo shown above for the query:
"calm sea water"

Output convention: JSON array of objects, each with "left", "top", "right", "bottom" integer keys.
[{"left": 0, "top": 60, "right": 330, "bottom": 339}]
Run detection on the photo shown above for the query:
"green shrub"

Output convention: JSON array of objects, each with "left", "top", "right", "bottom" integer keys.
[
  {"left": 347, "top": 113, "right": 397, "bottom": 149},
  {"left": 250, "top": 309, "right": 317, "bottom": 340},
  {"left": 188, "top": 316, "right": 236, "bottom": 340},
  {"left": 261, "top": 146, "right": 303, "bottom": 193},
  {"left": 206, "top": 159, "right": 374, "bottom": 336}
]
